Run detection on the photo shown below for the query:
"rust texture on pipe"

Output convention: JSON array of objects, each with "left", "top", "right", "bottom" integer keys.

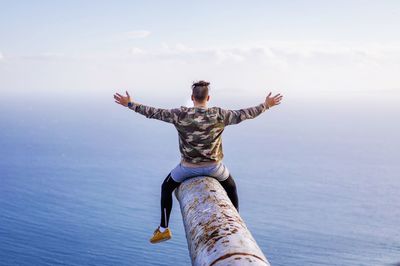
[{"left": 175, "top": 176, "right": 270, "bottom": 266}]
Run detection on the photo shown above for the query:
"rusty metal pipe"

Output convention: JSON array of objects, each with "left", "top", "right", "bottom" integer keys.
[{"left": 175, "top": 176, "right": 270, "bottom": 266}]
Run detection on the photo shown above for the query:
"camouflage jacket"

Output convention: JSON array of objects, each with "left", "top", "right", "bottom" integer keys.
[{"left": 128, "top": 102, "right": 269, "bottom": 164}]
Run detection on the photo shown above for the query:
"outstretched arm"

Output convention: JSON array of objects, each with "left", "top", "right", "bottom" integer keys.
[
  {"left": 222, "top": 92, "right": 283, "bottom": 126},
  {"left": 114, "top": 91, "right": 180, "bottom": 124}
]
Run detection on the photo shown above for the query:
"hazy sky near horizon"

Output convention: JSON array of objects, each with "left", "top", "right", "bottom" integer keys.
[{"left": 1, "top": 1, "right": 399, "bottom": 103}]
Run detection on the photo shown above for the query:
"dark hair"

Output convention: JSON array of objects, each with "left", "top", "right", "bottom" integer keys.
[{"left": 192, "top": 80, "right": 210, "bottom": 101}]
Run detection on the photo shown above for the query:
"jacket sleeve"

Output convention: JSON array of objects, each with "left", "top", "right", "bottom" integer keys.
[
  {"left": 220, "top": 102, "right": 269, "bottom": 126},
  {"left": 128, "top": 102, "right": 181, "bottom": 124}
]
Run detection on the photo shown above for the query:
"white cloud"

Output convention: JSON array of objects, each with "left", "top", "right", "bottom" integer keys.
[
  {"left": 129, "top": 47, "right": 146, "bottom": 55},
  {"left": 122, "top": 30, "right": 151, "bottom": 39},
  {"left": 0, "top": 52, "right": 4, "bottom": 60},
  {"left": 40, "top": 52, "right": 65, "bottom": 58},
  {"left": 117, "top": 41, "right": 400, "bottom": 99},
  {"left": 3, "top": 40, "right": 399, "bottom": 100},
  {"left": 19, "top": 52, "right": 66, "bottom": 61},
  {"left": 125, "top": 41, "right": 400, "bottom": 68}
]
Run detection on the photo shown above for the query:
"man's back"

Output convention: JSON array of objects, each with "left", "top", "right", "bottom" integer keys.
[
  {"left": 127, "top": 103, "right": 269, "bottom": 164},
  {"left": 174, "top": 106, "right": 225, "bottom": 164}
]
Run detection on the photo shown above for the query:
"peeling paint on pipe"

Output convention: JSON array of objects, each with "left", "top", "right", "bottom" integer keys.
[{"left": 175, "top": 176, "right": 270, "bottom": 266}]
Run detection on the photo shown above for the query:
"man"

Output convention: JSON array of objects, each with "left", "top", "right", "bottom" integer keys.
[{"left": 113, "top": 81, "right": 283, "bottom": 244}]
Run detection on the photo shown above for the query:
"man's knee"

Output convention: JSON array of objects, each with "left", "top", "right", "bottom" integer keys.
[
  {"left": 221, "top": 175, "right": 237, "bottom": 189},
  {"left": 161, "top": 173, "right": 179, "bottom": 192}
]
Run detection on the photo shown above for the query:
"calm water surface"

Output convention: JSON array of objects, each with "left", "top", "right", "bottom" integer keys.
[{"left": 1, "top": 97, "right": 399, "bottom": 265}]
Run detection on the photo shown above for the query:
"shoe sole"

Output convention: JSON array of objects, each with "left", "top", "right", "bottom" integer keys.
[{"left": 150, "top": 236, "right": 172, "bottom": 244}]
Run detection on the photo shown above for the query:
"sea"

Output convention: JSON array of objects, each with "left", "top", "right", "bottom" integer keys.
[{"left": 1, "top": 93, "right": 399, "bottom": 266}]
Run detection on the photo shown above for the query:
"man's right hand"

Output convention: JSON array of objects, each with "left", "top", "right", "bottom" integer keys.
[
  {"left": 114, "top": 91, "right": 131, "bottom": 107},
  {"left": 265, "top": 92, "right": 283, "bottom": 108}
]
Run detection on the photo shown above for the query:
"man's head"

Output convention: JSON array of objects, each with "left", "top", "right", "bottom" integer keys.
[{"left": 191, "top": 80, "right": 210, "bottom": 105}]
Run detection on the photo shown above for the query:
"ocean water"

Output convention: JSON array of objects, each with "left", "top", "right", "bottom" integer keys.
[{"left": 0, "top": 95, "right": 399, "bottom": 266}]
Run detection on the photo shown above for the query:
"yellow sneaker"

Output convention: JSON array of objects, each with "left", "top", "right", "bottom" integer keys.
[{"left": 150, "top": 227, "right": 172, "bottom": 244}]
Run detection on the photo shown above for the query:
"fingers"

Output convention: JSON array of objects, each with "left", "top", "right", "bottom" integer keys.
[
  {"left": 114, "top": 91, "right": 131, "bottom": 101},
  {"left": 272, "top": 93, "right": 283, "bottom": 102},
  {"left": 114, "top": 94, "right": 126, "bottom": 105},
  {"left": 265, "top": 91, "right": 283, "bottom": 107},
  {"left": 114, "top": 96, "right": 122, "bottom": 103},
  {"left": 274, "top": 96, "right": 283, "bottom": 102},
  {"left": 114, "top": 92, "right": 130, "bottom": 107},
  {"left": 267, "top": 92, "right": 284, "bottom": 100}
]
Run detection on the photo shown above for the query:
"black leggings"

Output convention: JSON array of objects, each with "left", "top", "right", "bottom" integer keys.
[{"left": 160, "top": 173, "right": 239, "bottom": 228}]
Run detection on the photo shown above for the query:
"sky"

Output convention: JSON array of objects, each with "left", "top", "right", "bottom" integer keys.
[{"left": 0, "top": 0, "right": 399, "bottom": 105}]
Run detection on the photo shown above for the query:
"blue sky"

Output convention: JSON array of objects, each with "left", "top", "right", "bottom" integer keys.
[{"left": 1, "top": 1, "right": 399, "bottom": 104}]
